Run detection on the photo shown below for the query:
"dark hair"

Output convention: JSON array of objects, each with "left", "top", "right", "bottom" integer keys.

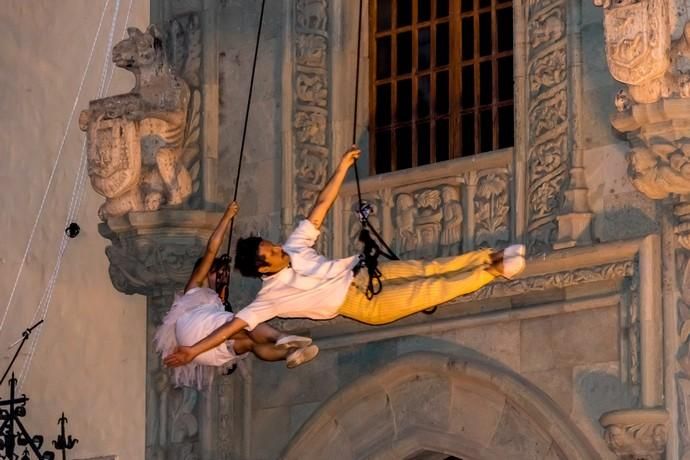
[{"left": 235, "top": 236, "right": 268, "bottom": 278}]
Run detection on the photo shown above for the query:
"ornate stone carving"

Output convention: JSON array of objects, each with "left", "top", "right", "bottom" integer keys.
[
  {"left": 294, "top": 110, "right": 327, "bottom": 146},
  {"left": 391, "top": 187, "right": 447, "bottom": 258},
  {"left": 440, "top": 186, "right": 463, "bottom": 256},
  {"left": 395, "top": 192, "right": 418, "bottom": 257},
  {"left": 600, "top": 409, "right": 669, "bottom": 460},
  {"left": 460, "top": 260, "right": 635, "bottom": 303},
  {"left": 525, "top": 2, "right": 571, "bottom": 253},
  {"left": 597, "top": 5, "right": 690, "bottom": 458},
  {"left": 80, "top": 25, "right": 201, "bottom": 220},
  {"left": 292, "top": 0, "right": 330, "bottom": 255},
  {"left": 474, "top": 171, "right": 509, "bottom": 249},
  {"left": 97, "top": 211, "right": 220, "bottom": 296},
  {"left": 529, "top": 48, "right": 566, "bottom": 95},
  {"left": 296, "top": 0, "right": 327, "bottom": 31},
  {"left": 296, "top": 34, "right": 327, "bottom": 67},
  {"left": 167, "top": 14, "right": 203, "bottom": 208},
  {"left": 598, "top": 0, "right": 670, "bottom": 102},
  {"left": 296, "top": 72, "right": 328, "bottom": 107},
  {"left": 147, "top": 296, "right": 201, "bottom": 460}
]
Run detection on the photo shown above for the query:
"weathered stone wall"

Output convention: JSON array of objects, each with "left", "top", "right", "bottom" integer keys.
[{"left": 0, "top": 1, "right": 148, "bottom": 458}]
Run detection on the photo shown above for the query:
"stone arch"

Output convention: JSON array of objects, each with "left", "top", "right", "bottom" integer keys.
[{"left": 282, "top": 352, "right": 599, "bottom": 460}]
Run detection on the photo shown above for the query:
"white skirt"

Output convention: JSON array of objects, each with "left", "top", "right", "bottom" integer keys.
[{"left": 154, "top": 287, "right": 247, "bottom": 389}]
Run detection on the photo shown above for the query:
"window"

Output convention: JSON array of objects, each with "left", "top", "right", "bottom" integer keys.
[{"left": 370, "top": 0, "right": 514, "bottom": 174}]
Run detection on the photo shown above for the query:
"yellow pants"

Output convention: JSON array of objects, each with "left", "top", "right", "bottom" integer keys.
[{"left": 338, "top": 248, "right": 495, "bottom": 325}]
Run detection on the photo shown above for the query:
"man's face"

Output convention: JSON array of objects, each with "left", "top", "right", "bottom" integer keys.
[{"left": 257, "top": 240, "right": 290, "bottom": 274}]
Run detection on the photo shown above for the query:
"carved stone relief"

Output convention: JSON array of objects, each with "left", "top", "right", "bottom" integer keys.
[
  {"left": 390, "top": 186, "right": 462, "bottom": 259},
  {"left": 147, "top": 295, "right": 201, "bottom": 460},
  {"left": 80, "top": 25, "right": 202, "bottom": 220},
  {"left": 292, "top": 0, "right": 330, "bottom": 255},
  {"left": 600, "top": 409, "right": 669, "bottom": 460},
  {"left": 525, "top": 0, "right": 570, "bottom": 253},
  {"left": 461, "top": 260, "right": 634, "bottom": 303},
  {"left": 474, "top": 171, "right": 510, "bottom": 249}
]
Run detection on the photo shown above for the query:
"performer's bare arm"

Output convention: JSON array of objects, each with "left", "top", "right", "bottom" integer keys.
[
  {"left": 163, "top": 316, "right": 249, "bottom": 367},
  {"left": 184, "top": 201, "right": 239, "bottom": 293},
  {"left": 307, "top": 146, "right": 361, "bottom": 230}
]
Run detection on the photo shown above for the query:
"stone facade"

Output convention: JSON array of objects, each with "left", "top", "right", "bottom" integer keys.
[{"left": 76, "top": 0, "right": 690, "bottom": 458}]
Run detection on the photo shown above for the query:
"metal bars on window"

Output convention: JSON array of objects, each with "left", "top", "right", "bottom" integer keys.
[{"left": 370, "top": 0, "right": 514, "bottom": 174}]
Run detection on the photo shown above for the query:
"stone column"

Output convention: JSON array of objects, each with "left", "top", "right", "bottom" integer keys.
[
  {"left": 100, "top": 211, "right": 223, "bottom": 460},
  {"left": 521, "top": 0, "right": 592, "bottom": 254}
]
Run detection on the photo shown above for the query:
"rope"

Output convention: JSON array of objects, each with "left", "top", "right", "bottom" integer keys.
[
  {"left": 216, "top": 0, "right": 266, "bottom": 311},
  {"left": 19, "top": 0, "right": 123, "bottom": 387},
  {"left": 349, "top": 0, "right": 401, "bottom": 300},
  {"left": 0, "top": 0, "right": 112, "bottom": 335},
  {"left": 225, "top": 0, "right": 267, "bottom": 258}
]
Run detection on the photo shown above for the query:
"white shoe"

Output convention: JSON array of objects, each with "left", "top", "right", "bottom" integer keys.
[
  {"left": 276, "top": 335, "right": 312, "bottom": 350},
  {"left": 504, "top": 244, "right": 526, "bottom": 259},
  {"left": 500, "top": 256, "right": 526, "bottom": 280},
  {"left": 286, "top": 344, "right": 319, "bottom": 369}
]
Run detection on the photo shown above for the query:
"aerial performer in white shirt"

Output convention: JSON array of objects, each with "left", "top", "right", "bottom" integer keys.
[
  {"left": 155, "top": 201, "right": 319, "bottom": 388},
  {"left": 164, "top": 146, "right": 526, "bottom": 369}
]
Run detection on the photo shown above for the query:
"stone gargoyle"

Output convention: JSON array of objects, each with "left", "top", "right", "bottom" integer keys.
[{"left": 79, "top": 25, "right": 199, "bottom": 220}]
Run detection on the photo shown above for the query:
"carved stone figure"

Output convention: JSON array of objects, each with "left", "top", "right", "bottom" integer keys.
[
  {"left": 440, "top": 186, "right": 462, "bottom": 256},
  {"left": 80, "top": 25, "right": 199, "bottom": 220},
  {"left": 415, "top": 189, "right": 443, "bottom": 258},
  {"left": 395, "top": 193, "right": 418, "bottom": 258},
  {"left": 296, "top": 0, "right": 327, "bottom": 31}
]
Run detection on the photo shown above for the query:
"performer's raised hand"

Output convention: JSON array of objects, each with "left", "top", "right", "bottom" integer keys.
[
  {"left": 339, "top": 145, "right": 361, "bottom": 169},
  {"left": 227, "top": 200, "right": 239, "bottom": 218},
  {"left": 164, "top": 346, "right": 196, "bottom": 367}
]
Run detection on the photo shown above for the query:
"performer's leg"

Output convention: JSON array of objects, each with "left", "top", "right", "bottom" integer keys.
[
  {"left": 377, "top": 248, "right": 493, "bottom": 280},
  {"left": 339, "top": 266, "right": 496, "bottom": 325},
  {"left": 247, "top": 323, "right": 282, "bottom": 344}
]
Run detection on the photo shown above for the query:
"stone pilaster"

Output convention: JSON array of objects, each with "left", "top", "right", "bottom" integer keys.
[
  {"left": 595, "top": 1, "right": 690, "bottom": 457},
  {"left": 522, "top": 0, "right": 592, "bottom": 253}
]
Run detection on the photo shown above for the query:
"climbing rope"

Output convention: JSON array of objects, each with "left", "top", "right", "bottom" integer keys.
[
  {"left": 217, "top": 0, "right": 267, "bottom": 311},
  {"left": 350, "top": 0, "right": 402, "bottom": 300}
]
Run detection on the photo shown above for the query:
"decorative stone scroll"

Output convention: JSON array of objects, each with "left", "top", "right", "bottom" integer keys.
[
  {"left": 79, "top": 25, "right": 201, "bottom": 221},
  {"left": 292, "top": 0, "right": 330, "bottom": 253},
  {"left": 525, "top": 0, "right": 571, "bottom": 253}
]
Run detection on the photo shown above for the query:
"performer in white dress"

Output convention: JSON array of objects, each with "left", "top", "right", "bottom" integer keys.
[{"left": 155, "top": 201, "right": 318, "bottom": 389}]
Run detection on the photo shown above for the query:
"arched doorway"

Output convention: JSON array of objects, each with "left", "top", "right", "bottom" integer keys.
[{"left": 282, "top": 352, "right": 600, "bottom": 459}]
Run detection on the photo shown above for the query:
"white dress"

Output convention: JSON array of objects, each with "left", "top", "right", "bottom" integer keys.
[{"left": 154, "top": 287, "right": 247, "bottom": 389}]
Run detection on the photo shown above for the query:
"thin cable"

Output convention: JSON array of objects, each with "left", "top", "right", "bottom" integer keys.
[
  {"left": 70, "top": 0, "right": 127, "bottom": 223},
  {"left": 0, "top": 0, "right": 111, "bottom": 335},
  {"left": 19, "top": 0, "right": 122, "bottom": 387},
  {"left": 225, "top": 0, "right": 267, "bottom": 256}
]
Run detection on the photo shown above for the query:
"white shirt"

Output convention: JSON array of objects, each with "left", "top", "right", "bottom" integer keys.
[{"left": 235, "top": 219, "right": 359, "bottom": 330}]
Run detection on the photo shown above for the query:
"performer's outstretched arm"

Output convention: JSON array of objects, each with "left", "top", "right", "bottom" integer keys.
[
  {"left": 307, "top": 146, "right": 360, "bottom": 229},
  {"left": 184, "top": 201, "right": 238, "bottom": 292},
  {"left": 163, "top": 316, "right": 249, "bottom": 367}
]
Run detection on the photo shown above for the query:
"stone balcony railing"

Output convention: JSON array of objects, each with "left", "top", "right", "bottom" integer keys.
[{"left": 333, "top": 148, "right": 514, "bottom": 260}]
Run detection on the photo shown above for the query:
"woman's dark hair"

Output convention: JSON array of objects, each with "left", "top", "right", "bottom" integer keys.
[{"left": 235, "top": 236, "right": 269, "bottom": 278}]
